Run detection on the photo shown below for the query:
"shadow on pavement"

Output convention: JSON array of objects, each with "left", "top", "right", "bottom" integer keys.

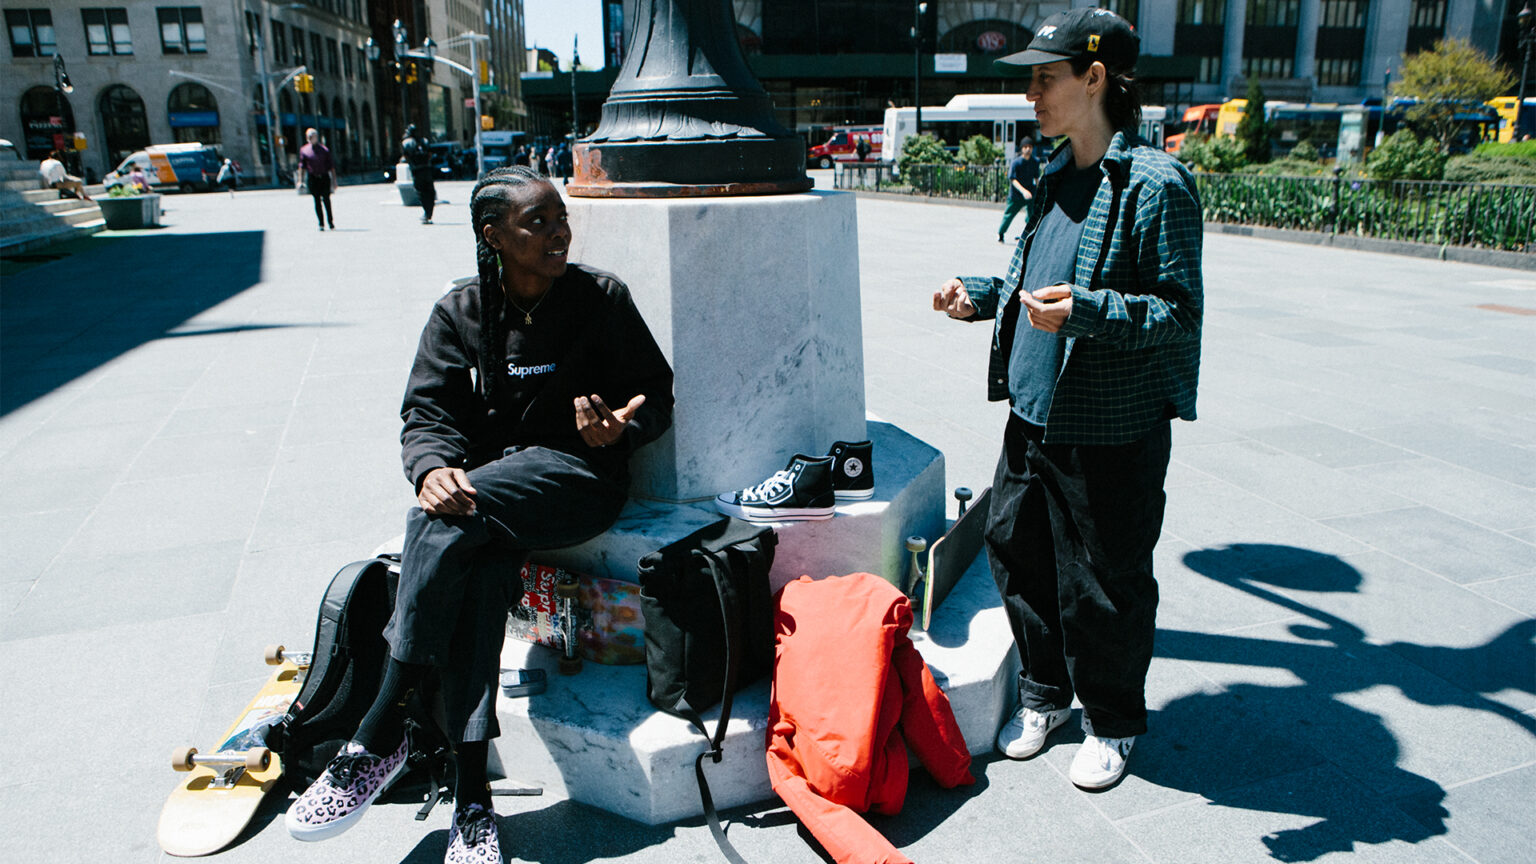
[
  {"left": 0, "top": 230, "right": 266, "bottom": 416},
  {"left": 1143, "top": 543, "right": 1535, "bottom": 861},
  {"left": 398, "top": 799, "right": 678, "bottom": 864}
]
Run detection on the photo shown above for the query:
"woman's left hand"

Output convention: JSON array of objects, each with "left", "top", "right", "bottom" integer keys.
[
  {"left": 575, "top": 393, "right": 646, "bottom": 448},
  {"left": 1021, "top": 284, "right": 1073, "bottom": 333}
]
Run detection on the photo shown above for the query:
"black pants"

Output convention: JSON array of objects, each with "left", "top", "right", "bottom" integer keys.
[
  {"left": 383, "top": 446, "right": 628, "bottom": 741},
  {"left": 308, "top": 175, "right": 333, "bottom": 227},
  {"left": 985, "top": 414, "right": 1171, "bottom": 739},
  {"left": 413, "top": 175, "right": 436, "bottom": 220}
]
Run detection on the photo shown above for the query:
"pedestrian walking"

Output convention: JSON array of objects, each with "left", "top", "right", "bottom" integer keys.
[
  {"left": 402, "top": 125, "right": 436, "bottom": 224},
  {"left": 282, "top": 165, "right": 674, "bottom": 864},
  {"left": 297, "top": 128, "right": 337, "bottom": 230},
  {"left": 932, "top": 7, "right": 1203, "bottom": 791},
  {"left": 855, "top": 135, "right": 872, "bottom": 163},
  {"left": 217, "top": 158, "right": 240, "bottom": 197},
  {"left": 997, "top": 136, "right": 1038, "bottom": 242}
]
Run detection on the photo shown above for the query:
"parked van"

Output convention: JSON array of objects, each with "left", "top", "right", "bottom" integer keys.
[
  {"left": 106, "top": 143, "right": 221, "bottom": 193},
  {"left": 807, "top": 126, "right": 882, "bottom": 168}
]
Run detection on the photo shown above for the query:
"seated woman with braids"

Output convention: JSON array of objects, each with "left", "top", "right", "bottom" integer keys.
[{"left": 285, "top": 165, "right": 674, "bottom": 863}]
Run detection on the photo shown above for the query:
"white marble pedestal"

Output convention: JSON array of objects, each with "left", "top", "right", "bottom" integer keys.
[{"left": 490, "top": 547, "right": 1018, "bottom": 825}]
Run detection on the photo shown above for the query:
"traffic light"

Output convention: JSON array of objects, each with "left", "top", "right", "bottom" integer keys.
[
  {"left": 294, "top": 73, "right": 314, "bottom": 93},
  {"left": 479, "top": 59, "right": 489, "bottom": 84},
  {"left": 481, "top": 114, "right": 493, "bottom": 131}
]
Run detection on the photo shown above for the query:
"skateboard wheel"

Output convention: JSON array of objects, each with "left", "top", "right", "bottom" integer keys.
[
  {"left": 954, "top": 487, "right": 973, "bottom": 503},
  {"left": 172, "top": 747, "right": 198, "bottom": 771},
  {"left": 245, "top": 748, "right": 272, "bottom": 772},
  {"left": 905, "top": 536, "right": 928, "bottom": 553},
  {"left": 264, "top": 645, "right": 285, "bottom": 665},
  {"left": 558, "top": 654, "right": 583, "bottom": 675}
]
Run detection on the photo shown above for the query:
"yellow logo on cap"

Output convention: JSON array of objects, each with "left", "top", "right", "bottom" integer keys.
[{"left": 1088, "top": 35, "right": 1100, "bottom": 52}]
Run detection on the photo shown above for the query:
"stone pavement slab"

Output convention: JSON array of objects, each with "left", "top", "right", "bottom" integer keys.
[{"left": 0, "top": 179, "right": 1533, "bottom": 863}]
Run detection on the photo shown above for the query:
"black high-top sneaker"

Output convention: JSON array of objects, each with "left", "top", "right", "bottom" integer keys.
[
  {"left": 827, "top": 440, "right": 874, "bottom": 500},
  {"left": 714, "top": 455, "right": 836, "bottom": 522}
]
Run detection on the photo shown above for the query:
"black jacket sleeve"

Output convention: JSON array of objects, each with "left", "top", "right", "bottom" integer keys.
[{"left": 400, "top": 299, "right": 483, "bottom": 492}]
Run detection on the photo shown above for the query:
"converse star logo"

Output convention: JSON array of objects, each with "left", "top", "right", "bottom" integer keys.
[{"left": 843, "top": 457, "right": 864, "bottom": 478}]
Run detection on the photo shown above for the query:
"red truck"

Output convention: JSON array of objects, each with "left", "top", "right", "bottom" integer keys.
[{"left": 807, "top": 126, "right": 883, "bottom": 168}]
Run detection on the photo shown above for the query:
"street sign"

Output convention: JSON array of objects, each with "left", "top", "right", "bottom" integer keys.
[{"left": 479, "top": 84, "right": 498, "bottom": 93}]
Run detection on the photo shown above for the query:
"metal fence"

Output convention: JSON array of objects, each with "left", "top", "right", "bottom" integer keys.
[{"left": 835, "top": 163, "right": 1536, "bottom": 253}]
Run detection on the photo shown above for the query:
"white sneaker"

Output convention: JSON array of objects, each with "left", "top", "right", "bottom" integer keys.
[
  {"left": 1069, "top": 732, "right": 1136, "bottom": 789},
  {"left": 995, "top": 706, "right": 1071, "bottom": 759}
]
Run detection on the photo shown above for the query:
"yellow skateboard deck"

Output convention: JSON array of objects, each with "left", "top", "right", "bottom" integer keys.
[{"left": 157, "top": 647, "right": 305, "bottom": 857}]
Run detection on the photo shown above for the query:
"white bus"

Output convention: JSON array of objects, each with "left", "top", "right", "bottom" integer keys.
[{"left": 881, "top": 94, "right": 1166, "bottom": 163}]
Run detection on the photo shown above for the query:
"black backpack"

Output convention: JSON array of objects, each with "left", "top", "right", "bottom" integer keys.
[{"left": 266, "top": 556, "right": 456, "bottom": 819}]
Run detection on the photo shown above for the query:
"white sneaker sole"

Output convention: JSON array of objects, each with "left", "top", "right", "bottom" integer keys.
[
  {"left": 833, "top": 488, "right": 874, "bottom": 501},
  {"left": 714, "top": 498, "right": 835, "bottom": 522},
  {"left": 285, "top": 754, "right": 408, "bottom": 842}
]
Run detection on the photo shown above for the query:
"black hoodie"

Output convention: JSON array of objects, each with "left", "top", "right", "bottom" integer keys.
[{"left": 400, "top": 264, "right": 674, "bottom": 492}]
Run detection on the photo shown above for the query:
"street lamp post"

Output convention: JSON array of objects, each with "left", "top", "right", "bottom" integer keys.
[
  {"left": 406, "top": 31, "right": 490, "bottom": 178},
  {"left": 52, "top": 54, "right": 74, "bottom": 170},
  {"left": 571, "top": 36, "right": 580, "bottom": 143},
  {"left": 1518, "top": 5, "right": 1534, "bottom": 141},
  {"left": 912, "top": 2, "right": 927, "bottom": 137}
]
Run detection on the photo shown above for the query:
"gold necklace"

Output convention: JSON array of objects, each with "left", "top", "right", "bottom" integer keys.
[{"left": 506, "top": 287, "right": 550, "bottom": 325}]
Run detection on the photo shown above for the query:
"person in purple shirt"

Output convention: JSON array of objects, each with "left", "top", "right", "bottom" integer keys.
[{"left": 297, "top": 128, "right": 337, "bottom": 230}]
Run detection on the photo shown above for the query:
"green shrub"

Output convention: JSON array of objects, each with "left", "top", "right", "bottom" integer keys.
[
  {"left": 1180, "top": 134, "right": 1248, "bottom": 173},
  {"left": 897, "top": 133, "right": 954, "bottom": 177},
  {"left": 1238, "top": 156, "right": 1329, "bottom": 177},
  {"left": 1473, "top": 139, "right": 1536, "bottom": 159},
  {"left": 1235, "top": 79, "right": 1272, "bottom": 164},
  {"left": 1289, "top": 139, "right": 1321, "bottom": 162},
  {"left": 957, "top": 134, "right": 1004, "bottom": 165},
  {"left": 1443, "top": 154, "right": 1536, "bottom": 184},
  {"left": 1365, "top": 130, "right": 1446, "bottom": 181}
]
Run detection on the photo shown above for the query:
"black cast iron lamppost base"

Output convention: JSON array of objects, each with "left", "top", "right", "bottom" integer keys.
[{"left": 568, "top": 0, "right": 811, "bottom": 198}]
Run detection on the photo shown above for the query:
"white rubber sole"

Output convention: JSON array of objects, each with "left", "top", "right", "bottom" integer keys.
[
  {"left": 714, "top": 498, "right": 835, "bottom": 522},
  {"left": 833, "top": 488, "right": 874, "bottom": 501},
  {"left": 285, "top": 752, "right": 408, "bottom": 842}
]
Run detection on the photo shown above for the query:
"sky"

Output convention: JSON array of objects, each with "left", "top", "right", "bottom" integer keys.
[{"left": 523, "top": 0, "right": 605, "bottom": 70}]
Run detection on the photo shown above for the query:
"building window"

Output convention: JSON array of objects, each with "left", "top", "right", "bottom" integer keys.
[
  {"left": 1243, "top": 0, "right": 1299, "bottom": 80},
  {"left": 244, "top": 10, "right": 259, "bottom": 56},
  {"left": 342, "top": 43, "right": 353, "bottom": 79},
  {"left": 327, "top": 38, "right": 339, "bottom": 75},
  {"left": 82, "top": 8, "right": 133, "bottom": 56},
  {"left": 1406, "top": 0, "right": 1447, "bottom": 55},
  {"left": 157, "top": 7, "right": 206, "bottom": 55},
  {"left": 6, "top": 9, "right": 56, "bottom": 57},
  {"left": 272, "top": 21, "right": 286, "bottom": 65},
  {"left": 291, "top": 26, "right": 305, "bottom": 65},
  {"left": 1175, "top": 0, "right": 1224, "bottom": 83},
  {"left": 1315, "top": 0, "right": 1368, "bottom": 86},
  {"left": 311, "top": 32, "right": 323, "bottom": 74},
  {"left": 99, "top": 84, "right": 151, "bottom": 166},
  {"left": 167, "top": 81, "right": 220, "bottom": 144},
  {"left": 1100, "top": 0, "right": 1139, "bottom": 26}
]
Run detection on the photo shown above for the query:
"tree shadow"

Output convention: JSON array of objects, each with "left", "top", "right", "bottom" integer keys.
[
  {"left": 1143, "top": 543, "right": 1534, "bottom": 861},
  {"left": 0, "top": 230, "right": 268, "bottom": 415},
  {"left": 396, "top": 799, "right": 679, "bottom": 864}
]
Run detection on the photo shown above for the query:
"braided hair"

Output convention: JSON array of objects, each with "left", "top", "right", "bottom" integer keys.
[{"left": 469, "top": 165, "right": 553, "bottom": 406}]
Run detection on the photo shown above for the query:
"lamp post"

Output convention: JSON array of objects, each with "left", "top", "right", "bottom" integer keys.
[
  {"left": 51, "top": 54, "right": 77, "bottom": 172},
  {"left": 392, "top": 19, "right": 412, "bottom": 132},
  {"left": 912, "top": 2, "right": 927, "bottom": 137},
  {"left": 1518, "top": 5, "right": 1534, "bottom": 141},
  {"left": 570, "top": 35, "right": 580, "bottom": 143},
  {"left": 399, "top": 31, "right": 489, "bottom": 177}
]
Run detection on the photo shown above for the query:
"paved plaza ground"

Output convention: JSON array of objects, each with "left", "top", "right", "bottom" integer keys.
[{"left": 1, "top": 175, "right": 1533, "bottom": 863}]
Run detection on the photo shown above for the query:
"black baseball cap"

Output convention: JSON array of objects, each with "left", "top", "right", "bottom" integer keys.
[{"left": 996, "top": 7, "right": 1139, "bottom": 75}]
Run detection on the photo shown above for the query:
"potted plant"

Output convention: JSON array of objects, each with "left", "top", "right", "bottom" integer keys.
[{"left": 97, "top": 173, "right": 163, "bottom": 229}]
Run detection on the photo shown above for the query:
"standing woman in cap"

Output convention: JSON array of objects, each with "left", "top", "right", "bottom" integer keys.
[{"left": 932, "top": 7, "right": 1203, "bottom": 790}]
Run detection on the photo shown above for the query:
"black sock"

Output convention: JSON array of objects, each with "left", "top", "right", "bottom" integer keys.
[
  {"left": 353, "top": 657, "right": 428, "bottom": 755},
  {"left": 455, "top": 740, "right": 491, "bottom": 809}
]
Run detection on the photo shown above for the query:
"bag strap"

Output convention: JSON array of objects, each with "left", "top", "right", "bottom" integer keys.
[{"left": 680, "top": 546, "right": 749, "bottom": 864}]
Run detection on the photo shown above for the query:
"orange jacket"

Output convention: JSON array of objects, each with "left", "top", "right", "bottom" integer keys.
[{"left": 767, "top": 573, "right": 974, "bottom": 864}]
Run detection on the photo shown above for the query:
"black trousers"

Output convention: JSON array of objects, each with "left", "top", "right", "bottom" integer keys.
[
  {"left": 985, "top": 414, "right": 1171, "bottom": 739},
  {"left": 308, "top": 175, "right": 333, "bottom": 227},
  {"left": 383, "top": 446, "right": 627, "bottom": 742},
  {"left": 413, "top": 175, "right": 436, "bottom": 220}
]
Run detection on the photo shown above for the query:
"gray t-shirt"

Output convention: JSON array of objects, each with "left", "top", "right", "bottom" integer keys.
[{"left": 1008, "top": 158, "right": 1101, "bottom": 425}]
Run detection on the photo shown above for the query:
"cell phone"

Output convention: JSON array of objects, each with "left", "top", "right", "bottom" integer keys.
[{"left": 499, "top": 667, "right": 547, "bottom": 698}]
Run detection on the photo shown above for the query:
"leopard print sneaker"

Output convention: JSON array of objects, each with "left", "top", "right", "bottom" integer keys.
[
  {"left": 445, "top": 802, "right": 501, "bottom": 864},
  {"left": 285, "top": 739, "right": 409, "bottom": 841}
]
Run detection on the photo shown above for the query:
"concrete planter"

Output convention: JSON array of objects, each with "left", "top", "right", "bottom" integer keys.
[{"left": 98, "top": 193, "right": 163, "bottom": 229}]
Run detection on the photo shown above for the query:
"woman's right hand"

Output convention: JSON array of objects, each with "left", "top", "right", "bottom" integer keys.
[
  {"left": 419, "top": 467, "right": 477, "bottom": 516},
  {"left": 933, "top": 278, "right": 976, "bottom": 319}
]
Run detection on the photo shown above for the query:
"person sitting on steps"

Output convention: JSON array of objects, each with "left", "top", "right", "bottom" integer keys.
[{"left": 283, "top": 166, "right": 674, "bottom": 864}]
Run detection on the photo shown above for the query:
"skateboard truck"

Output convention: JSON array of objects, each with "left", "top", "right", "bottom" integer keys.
[
  {"left": 554, "top": 573, "right": 582, "bottom": 675},
  {"left": 171, "top": 747, "right": 271, "bottom": 790},
  {"left": 954, "top": 486, "right": 973, "bottom": 517},
  {"left": 264, "top": 644, "right": 312, "bottom": 686},
  {"left": 904, "top": 535, "right": 928, "bottom": 627}
]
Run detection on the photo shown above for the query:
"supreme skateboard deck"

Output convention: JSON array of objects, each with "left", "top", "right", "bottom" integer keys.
[
  {"left": 507, "top": 562, "right": 645, "bottom": 667},
  {"left": 157, "top": 646, "right": 308, "bottom": 857}
]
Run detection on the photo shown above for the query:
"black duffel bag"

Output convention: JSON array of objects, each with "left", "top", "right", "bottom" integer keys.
[{"left": 635, "top": 516, "right": 776, "bottom": 863}]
